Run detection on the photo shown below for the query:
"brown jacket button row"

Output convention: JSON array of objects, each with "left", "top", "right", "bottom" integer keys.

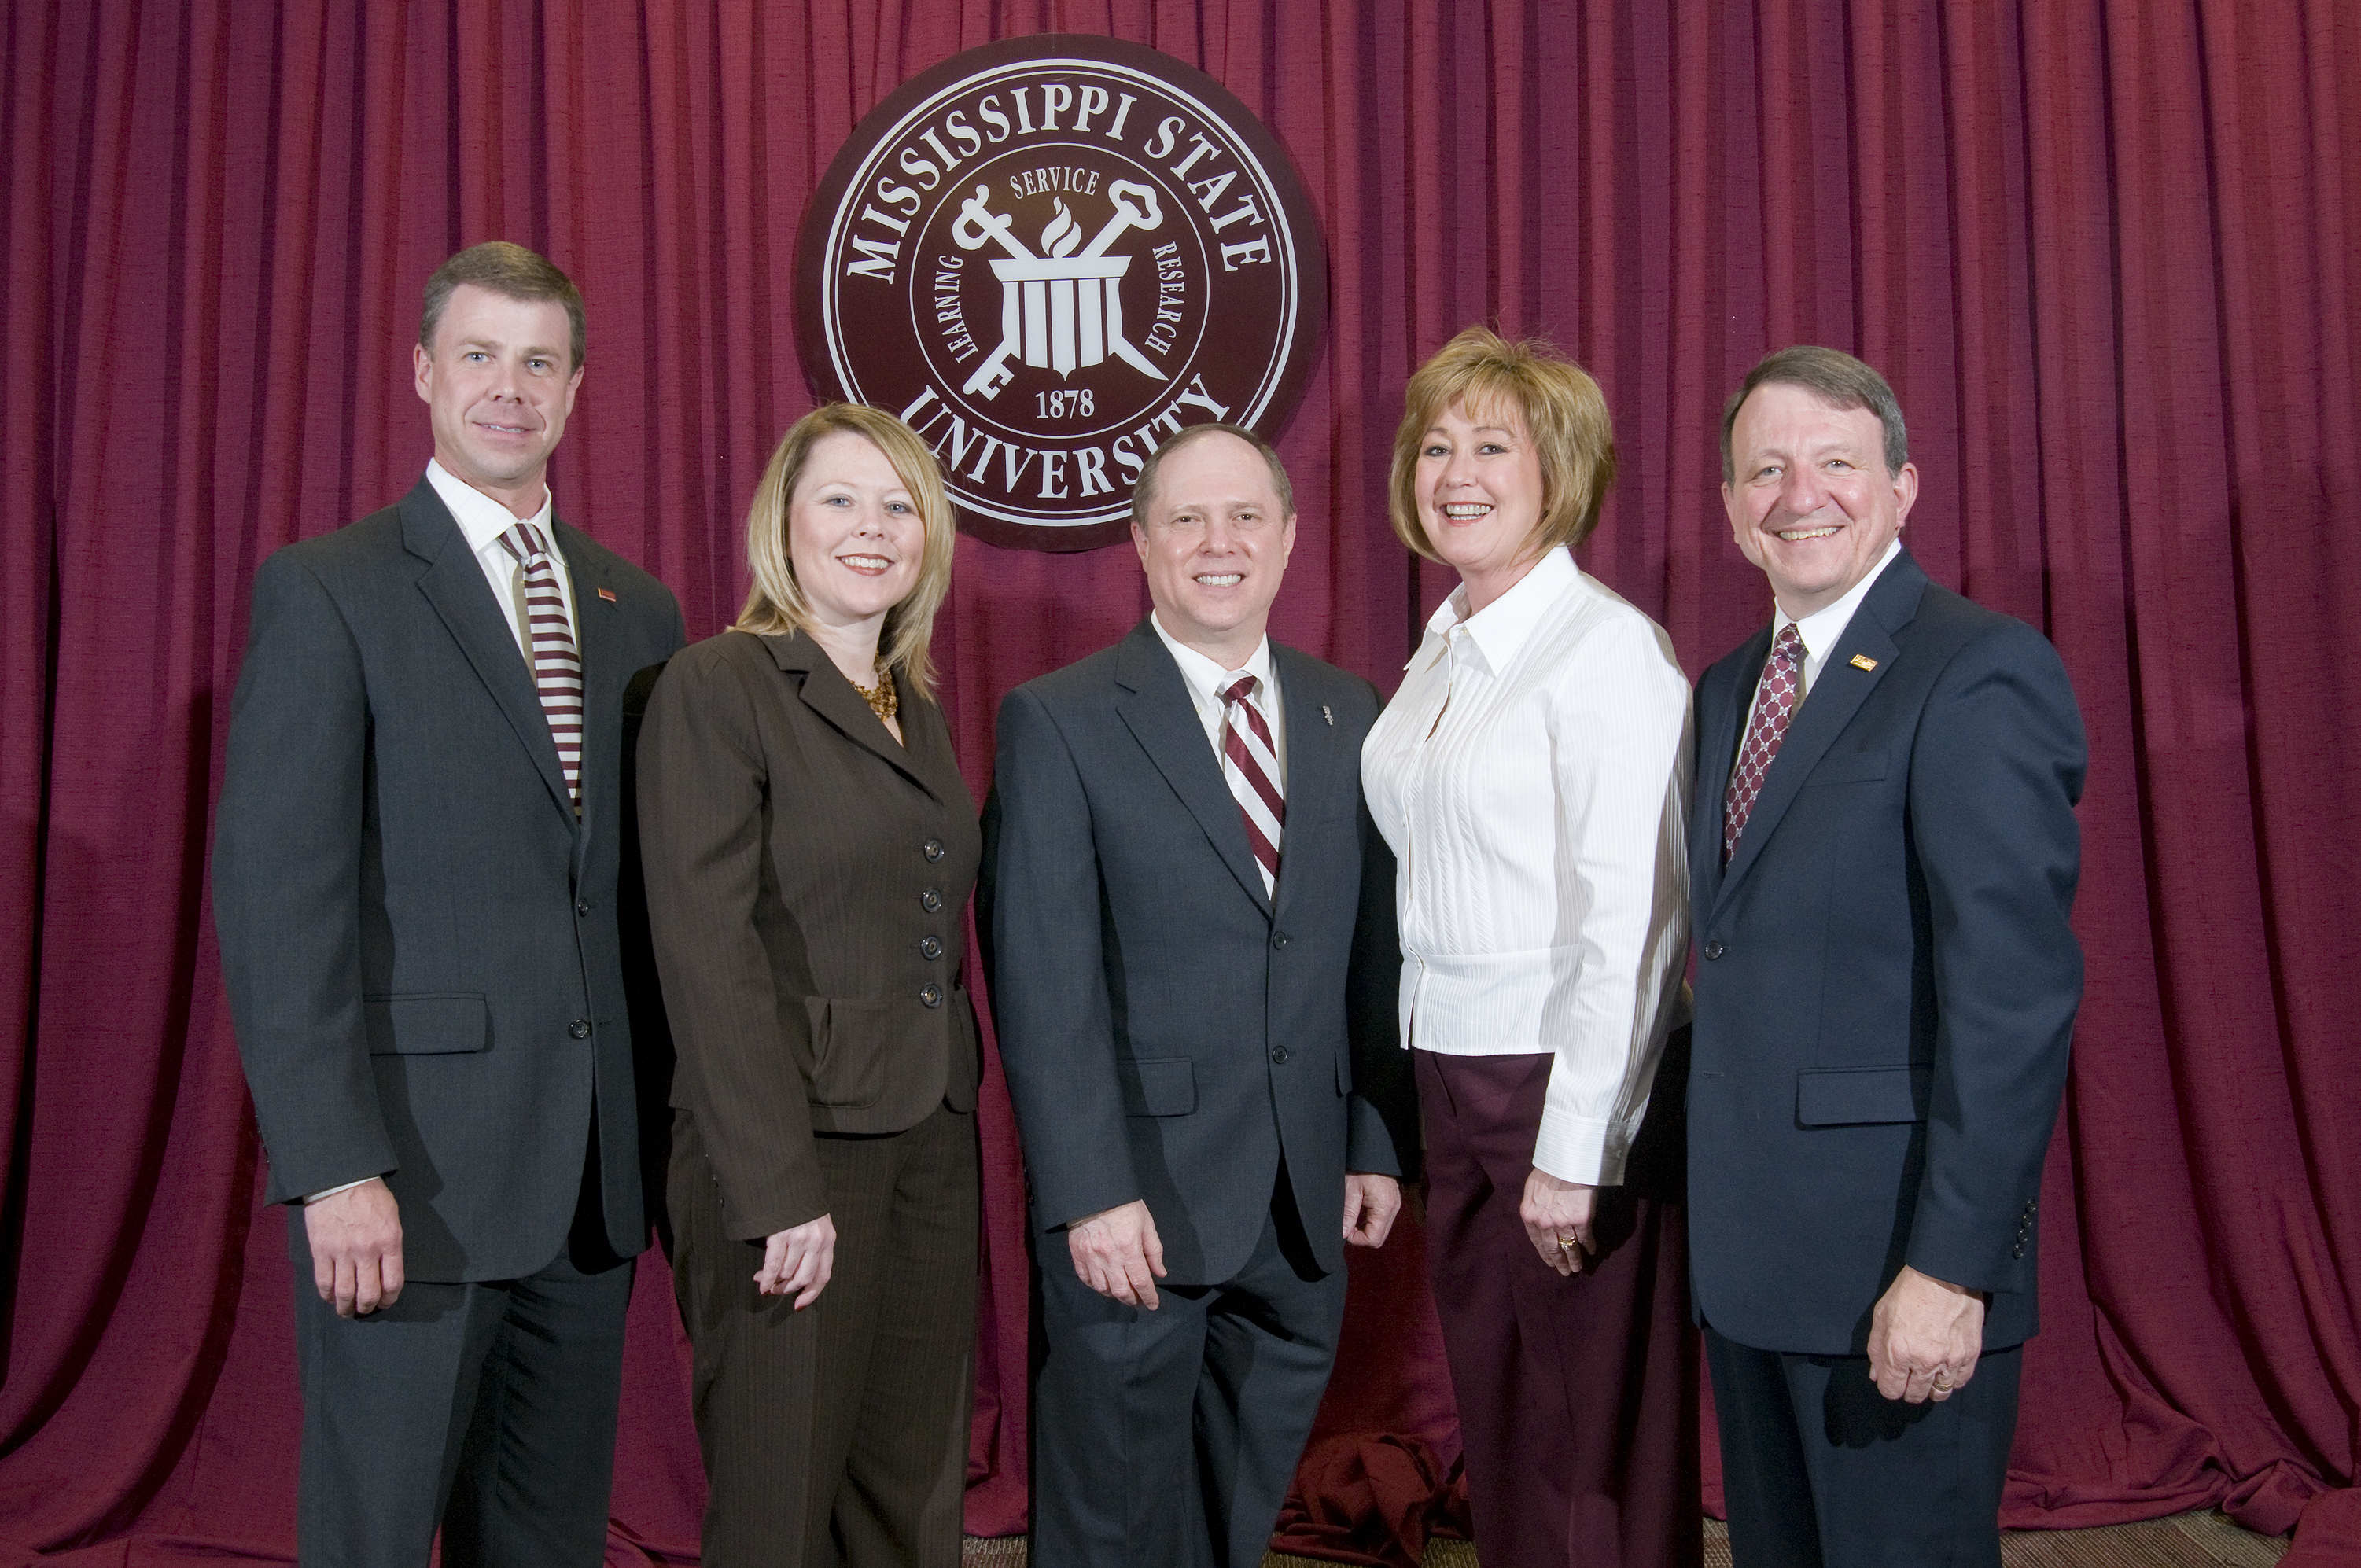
[
  {"left": 920, "top": 936, "right": 944, "bottom": 960},
  {"left": 923, "top": 838, "right": 945, "bottom": 862},
  {"left": 920, "top": 985, "right": 944, "bottom": 1008},
  {"left": 921, "top": 889, "right": 942, "bottom": 912}
]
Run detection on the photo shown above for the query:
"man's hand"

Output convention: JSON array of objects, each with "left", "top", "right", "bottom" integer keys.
[
  {"left": 1067, "top": 1199, "right": 1166, "bottom": 1309},
  {"left": 1342, "top": 1172, "right": 1402, "bottom": 1248},
  {"left": 1867, "top": 1264, "right": 1987, "bottom": 1403},
  {"left": 304, "top": 1177, "right": 404, "bottom": 1317},
  {"left": 1520, "top": 1169, "right": 1597, "bottom": 1276},
  {"left": 756, "top": 1214, "right": 836, "bottom": 1309}
]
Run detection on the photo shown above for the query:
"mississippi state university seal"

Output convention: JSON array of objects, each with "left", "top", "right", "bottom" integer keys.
[{"left": 796, "top": 35, "right": 1327, "bottom": 550}]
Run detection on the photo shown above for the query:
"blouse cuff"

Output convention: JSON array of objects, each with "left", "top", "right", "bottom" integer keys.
[{"left": 1531, "top": 1109, "right": 1629, "bottom": 1187}]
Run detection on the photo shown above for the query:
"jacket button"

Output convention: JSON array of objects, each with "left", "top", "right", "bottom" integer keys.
[
  {"left": 923, "top": 837, "right": 945, "bottom": 862},
  {"left": 2011, "top": 1244, "right": 2025, "bottom": 1259},
  {"left": 1270, "top": 1046, "right": 1290, "bottom": 1064},
  {"left": 568, "top": 1021, "right": 592, "bottom": 1040},
  {"left": 1703, "top": 941, "right": 1726, "bottom": 960},
  {"left": 921, "top": 888, "right": 943, "bottom": 912},
  {"left": 919, "top": 985, "right": 944, "bottom": 1009},
  {"left": 920, "top": 936, "right": 944, "bottom": 960},
  {"left": 1272, "top": 930, "right": 1290, "bottom": 951},
  {"left": 575, "top": 899, "right": 591, "bottom": 916}
]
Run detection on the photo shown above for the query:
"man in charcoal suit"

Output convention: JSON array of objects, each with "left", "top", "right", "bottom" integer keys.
[
  {"left": 213, "top": 241, "right": 683, "bottom": 1566},
  {"left": 1687, "top": 346, "right": 2087, "bottom": 1566},
  {"left": 982, "top": 424, "right": 1416, "bottom": 1567}
]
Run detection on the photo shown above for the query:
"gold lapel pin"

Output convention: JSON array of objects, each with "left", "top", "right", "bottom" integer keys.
[{"left": 1849, "top": 653, "right": 1879, "bottom": 672}]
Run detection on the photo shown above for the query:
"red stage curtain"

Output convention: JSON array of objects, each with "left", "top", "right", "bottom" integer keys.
[{"left": 2, "top": 2, "right": 2356, "bottom": 1561}]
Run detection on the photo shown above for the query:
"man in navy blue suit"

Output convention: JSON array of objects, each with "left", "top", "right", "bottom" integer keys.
[{"left": 1687, "top": 347, "right": 2087, "bottom": 1566}]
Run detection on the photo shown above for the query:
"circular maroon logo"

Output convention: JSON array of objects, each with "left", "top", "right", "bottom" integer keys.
[{"left": 796, "top": 35, "right": 1328, "bottom": 550}]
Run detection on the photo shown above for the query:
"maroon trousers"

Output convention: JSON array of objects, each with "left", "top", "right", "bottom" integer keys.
[{"left": 1417, "top": 1044, "right": 1701, "bottom": 1568}]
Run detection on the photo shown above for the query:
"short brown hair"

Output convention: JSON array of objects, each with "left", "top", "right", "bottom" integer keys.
[
  {"left": 1131, "top": 422, "right": 1295, "bottom": 530},
  {"left": 420, "top": 241, "right": 587, "bottom": 373},
  {"left": 1720, "top": 345, "right": 1907, "bottom": 484},
  {"left": 1389, "top": 327, "right": 1618, "bottom": 561},
  {"left": 735, "top": 403, "right": 957, "bottom": 700}
]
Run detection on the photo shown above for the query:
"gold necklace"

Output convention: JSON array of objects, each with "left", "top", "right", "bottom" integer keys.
[{"left": 849, "top": 662, "right": 898, "bottom": 723}]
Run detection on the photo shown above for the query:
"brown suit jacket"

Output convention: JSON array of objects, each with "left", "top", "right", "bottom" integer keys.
[{"left": 636, "top": 627, "right": 980, "bottom": 1240}]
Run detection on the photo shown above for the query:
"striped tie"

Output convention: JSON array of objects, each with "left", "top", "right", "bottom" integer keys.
[
  {"left": 1218, "top": 672, "right": 1284, "bottom": 898},
  {"left": 497, "top": 522, "right": 584, "bottom": 813}
]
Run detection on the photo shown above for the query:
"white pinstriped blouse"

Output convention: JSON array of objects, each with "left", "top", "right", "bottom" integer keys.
[{"left": 1362, "top": 547, "right": 1692, "bottom": 1186}]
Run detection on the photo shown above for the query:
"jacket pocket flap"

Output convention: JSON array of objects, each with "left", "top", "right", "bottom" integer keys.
[
  {"left": 364, "top": 993, "right": 488, "bottom": 1055},
  {"left": 804, "top": 996, "right": 895, "bottom": 1109},
  {"left": 1120, "top": 1056, "right": 1196, "bottom": 1117},
  {"left": 1796, "top": 1064, "right": 1929, "bottom": 1125}
]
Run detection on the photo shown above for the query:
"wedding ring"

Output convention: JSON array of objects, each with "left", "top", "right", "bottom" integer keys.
[
  {"left": 1556, "top": 1236, "right": 1577, "bottom": 1250},
  {"left": 1932, "top": 1370, "right": 1952, "bottom": 1392}
]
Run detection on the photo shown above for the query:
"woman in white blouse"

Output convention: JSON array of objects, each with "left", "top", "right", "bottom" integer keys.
[{"left": 1362, "top": 329, "right": 1697, "bottom": 1567}]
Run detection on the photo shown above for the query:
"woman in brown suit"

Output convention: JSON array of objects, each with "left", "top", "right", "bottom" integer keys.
[{"left": 638, "top": 403, "right": 978, "bottom": 1566}]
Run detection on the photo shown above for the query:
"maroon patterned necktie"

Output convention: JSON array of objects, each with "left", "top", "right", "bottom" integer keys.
[
  {"left": 1722, "top": 623, "right": 1804, "bottom": 863},
  {"left": 1219, "top": 673, "right": 1284, "bottom": 897},
  {"left": 496, "top": 522, "right": 584, "bottom": 813}
]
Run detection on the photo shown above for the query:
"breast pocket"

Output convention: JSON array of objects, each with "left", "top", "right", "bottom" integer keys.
[
  {"left": 363, "top": 994, "right": 488, "bottom": 1055},
  {"left": 1806, "top": 748, "right": 1891, "bottom": 786}
]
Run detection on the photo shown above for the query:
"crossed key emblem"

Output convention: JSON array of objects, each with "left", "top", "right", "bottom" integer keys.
[{"left": 953, "top": 180, "right": 1169, "bottom": 399}]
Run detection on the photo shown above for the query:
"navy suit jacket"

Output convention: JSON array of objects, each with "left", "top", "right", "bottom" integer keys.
[
  {"left": 214, "top": 477, "right": 686, "bottom": 1281},
  {"left": 1687, "top": 549, "right": 2086, "bottom": 1356},
  {"left": 980, "top": 619, "right": 1411, "bottom": 1286}
]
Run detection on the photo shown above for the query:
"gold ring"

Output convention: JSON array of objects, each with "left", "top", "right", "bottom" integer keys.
[
  {"left": 1556, "top": 1236, "right": 1577, "bottom": 1250},
  {"left": 1932, "top": 1370, "right": 1952, "bottom": 1392}
]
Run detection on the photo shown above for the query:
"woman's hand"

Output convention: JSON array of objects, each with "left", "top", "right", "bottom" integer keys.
[
  {"left": 1520, "top": 1169, "right": 1597, "bottom": 1276},
  {"left": 755, "top": 1213, "right": 837, "bottom": 1309}
]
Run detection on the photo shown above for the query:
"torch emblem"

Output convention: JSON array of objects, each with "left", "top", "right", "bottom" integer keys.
[{"left": 953, "top": 180, "right": 1169, "bottom": 400}]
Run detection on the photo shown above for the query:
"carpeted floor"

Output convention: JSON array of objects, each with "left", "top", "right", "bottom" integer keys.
[{"left": 960, "top": 1508, "right": 2293, "bottom": 1566}]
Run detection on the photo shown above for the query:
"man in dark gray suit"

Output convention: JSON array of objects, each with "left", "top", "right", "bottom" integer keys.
[
  {"left": 982, "top": 424, "right": 1415, "bottom": 1567},
  {"left": 212, "top": 241, "right": 684, "bottom": 1566}
]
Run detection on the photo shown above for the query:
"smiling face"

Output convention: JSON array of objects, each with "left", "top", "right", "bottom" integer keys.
[
  {"left": 412, "top": 283, "right": 581, "bottom": 517},
  {"left": 1415, "top": 397, "right": 1549, "bottom": 610},
  {"left": 1722, "top": 381, "right": 1919, "bottom": 619},
  {"left": 786, "top": 429, "right": 926, "bottom": 635},
  {"left": 1132, "top": 429, "right": 1297, "bottom": 668}
]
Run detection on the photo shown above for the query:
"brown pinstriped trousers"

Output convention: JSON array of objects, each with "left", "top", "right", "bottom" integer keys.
[{"left": 670, "top": 1100, "right": 979, "bottom": 1566}]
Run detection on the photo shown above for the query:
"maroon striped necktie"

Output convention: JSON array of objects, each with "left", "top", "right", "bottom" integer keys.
[
  {"left": 497, "top": 522, "right": 584, "bottom": 813},
  {"left": 1722, "top": 622, "right": 1804, "bottom": 863},
  {"left": 1218, "top": 673, "right": 1284, "bottom": 897}
]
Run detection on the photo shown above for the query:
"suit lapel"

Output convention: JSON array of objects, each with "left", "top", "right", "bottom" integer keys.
[
  {"left": 1714, "top": 552, "right": 1926, "bottom": 909},
  {"left": 562, "top": 524, "right": 632, "bottom": 854},
  {"left": 403, "top": 481, "right": 576, "bottom": 824},
  {"left": 1113, "top": 621, "right": 1270, "bottom": 913},
  {"left": 1269, "top": 646, "right": 1335, "bottom": 921},
  {"left": 1691, "top": 628, "right": 1765, "bottom": 915},
  {"left": 764, "top": 631, "right": 944, "bottom": 801}
]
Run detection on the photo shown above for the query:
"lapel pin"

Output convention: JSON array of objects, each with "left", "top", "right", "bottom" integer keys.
[
  {"left": 1849, "top": 653, "right": 1877, "bottom": 672},
  {"left": 596, "top": 586, "right": 617, "bottom": 603},
  {"left": 1321, "top": 705, "right": 1334, "bottom": 726}
]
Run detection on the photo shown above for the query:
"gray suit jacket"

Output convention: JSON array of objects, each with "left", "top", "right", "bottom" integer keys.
[
  {"left": 981, "top": 619, "right": 1411, "bottom": 1286},
  {"left": 213, "top": 477, "right": 685, "bottom": 1281}
]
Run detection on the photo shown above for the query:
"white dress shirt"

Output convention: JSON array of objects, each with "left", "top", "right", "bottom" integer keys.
[
  {"left": 1362, "top": 547, "right": 1692, "bottom": 1185},
  {"left": 305, "top": 464, "right": 576, "bottom": 1207},
  {"left": 1150, "top": 612, "right": 1288, "bottom": 783},
  {"left": 426, "top": 458, "right": 579, "bottom": 658}
]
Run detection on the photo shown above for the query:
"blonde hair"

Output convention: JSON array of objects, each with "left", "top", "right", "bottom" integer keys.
[
  {"left": 735, "top": 403, "right": 956, "bottom": 699},
  {"left": 1389, "top": 327, "right": 1618, "bottom": 561}
]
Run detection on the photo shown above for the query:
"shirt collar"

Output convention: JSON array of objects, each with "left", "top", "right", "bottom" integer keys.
[
  {"left": 1776, "top": 538, "right": 1903, "bottom": 664},
  {"left": 1150, "top": 611, "right": 1274, "bottom": 703},
  {"left": 1426, "top": 545, "right": 1578, "bottom": 675},
  {"left": 426, "top": 458, "right": 556, "bottom": 555}
]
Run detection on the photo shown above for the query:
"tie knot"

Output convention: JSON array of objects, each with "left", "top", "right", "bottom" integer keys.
[
  {"left": 500, "top": 521, "right": 551, "bottom": 565},
  {"left": 1773, "top": 623, "right": 1803, "bottom": 662},
  {"left": 1220, "top": 673, "right": 1258, "bottom": 706}
]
